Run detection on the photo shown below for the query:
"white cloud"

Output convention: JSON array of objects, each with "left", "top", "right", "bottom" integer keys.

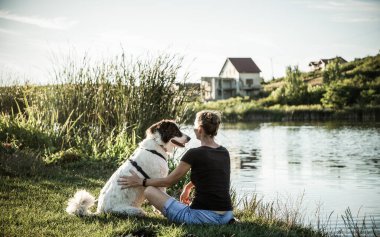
[
  {"left": 293, "top": 0, "right": 380, "bottom": 12},
  {"left": 332, "top": 15, "right": 380, "bottom": 23},
  {"left": 292, "top": 0, "right": 380, "bottom": 23},
  {"left": 0, "top": 27, "right": 20, "bottom": 35},
  {"left": 0, "top": 10, "right": 77, "bottom": 30}
]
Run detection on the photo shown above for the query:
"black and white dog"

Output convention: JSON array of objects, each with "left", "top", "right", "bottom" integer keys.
[{"left": 66, "top": 120, "right": 190, "bottom": 216}]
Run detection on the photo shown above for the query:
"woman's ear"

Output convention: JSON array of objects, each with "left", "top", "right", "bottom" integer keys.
[{"left": 197, "top": 126, "right": 204, "bottom": 135}]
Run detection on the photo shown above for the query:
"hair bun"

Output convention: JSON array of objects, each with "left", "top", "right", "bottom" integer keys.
[{"left": 196, "top": 110, "right": 221, "bottom": 137}]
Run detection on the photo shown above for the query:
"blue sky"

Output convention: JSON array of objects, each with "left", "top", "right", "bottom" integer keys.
[{"left": 0, "top": 0, "right": 379, "bottom": 84}]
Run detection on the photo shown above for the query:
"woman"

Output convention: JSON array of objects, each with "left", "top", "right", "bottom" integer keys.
[{"left": 118, "top": 110, "right": 233, "bottom": 224}]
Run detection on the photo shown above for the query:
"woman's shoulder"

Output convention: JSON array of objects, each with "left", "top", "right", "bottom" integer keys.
[
  {"left": 194, "top": 146, "right": 229, "bottom": 155},
  {"left": 185, "top": 146, "right": 228, "bottom": 154},
  {"left": 200, "top": 145, "right": 228, "bottom": 151}
]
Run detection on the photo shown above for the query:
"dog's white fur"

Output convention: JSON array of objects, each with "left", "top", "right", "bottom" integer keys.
[{"left": 66, "top": 122, "right": 189, "bottom": 216}]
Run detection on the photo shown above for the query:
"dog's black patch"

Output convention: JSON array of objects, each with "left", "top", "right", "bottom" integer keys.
[{"left": 148, "top": 120, "right": 182, "bottom": 143}]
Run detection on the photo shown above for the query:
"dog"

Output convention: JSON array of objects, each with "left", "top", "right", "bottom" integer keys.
[{"left": 66, "top": 120, "right": 190, "bottom": 216}]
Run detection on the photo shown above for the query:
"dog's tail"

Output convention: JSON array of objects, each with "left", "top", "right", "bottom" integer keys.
[{"left": 66, "top": 190, "right": 96, "bottom": 216}]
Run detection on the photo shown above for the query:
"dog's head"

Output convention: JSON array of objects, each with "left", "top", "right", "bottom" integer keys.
[{"left": 146, "top": 119, "right": 190, "bottom": 153}]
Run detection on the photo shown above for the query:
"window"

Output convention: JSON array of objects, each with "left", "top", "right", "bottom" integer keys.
[{"left": 246, "top": 79, "right": 253, "bottom": 87}]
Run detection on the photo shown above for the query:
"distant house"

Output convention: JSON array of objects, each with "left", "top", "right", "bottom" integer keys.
[
  {"left": 308, "top": 56, "right": 347, "bottom": 71},
  {"left": 201, "top": 58, "right": 263, "bottom": 101}
]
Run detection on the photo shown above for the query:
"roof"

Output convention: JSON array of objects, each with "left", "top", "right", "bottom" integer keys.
[
  {"left": 220, "top": 58, "right": 261, "bottom": 76},
  {"left": 308, "top": 57, "right": 347, "bottom": 67},
  {"left": 320, "top": 57, "right": 347, "bottom": 64},
  {"left": 308, "top": 61, "right": 320, "bottom": 66}
]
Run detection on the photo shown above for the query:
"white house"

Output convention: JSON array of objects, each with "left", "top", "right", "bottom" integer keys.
[
  {"left": 308, "top": 56, "right": 347, "bottom": 71},
  {"left": 201, "top": 58, "right": 263, "bottom": 101}
]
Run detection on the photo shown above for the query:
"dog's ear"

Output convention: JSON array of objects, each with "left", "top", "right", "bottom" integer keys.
[
  {"left": 146, "top": 120, "right": 181, "bottom": 143},
  {"left": 157, "top": 120, "right": 181, "bottom": 143},
  {"left": 146, "top": 121, "right": 160, "bottom": 137}
]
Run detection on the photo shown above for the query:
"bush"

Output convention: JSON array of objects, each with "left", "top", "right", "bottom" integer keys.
[
  {"left": 263, "top": 66, "right": 308, "bottom": 106},
  {"left": 322, "top": 75, "right": 380, "bottom": 109},
  {"left": 307, "top": 85, "right": 326, "bottom": 104},
  {"left": 323, "top": 59, "right": 343, "bottom": 84}
]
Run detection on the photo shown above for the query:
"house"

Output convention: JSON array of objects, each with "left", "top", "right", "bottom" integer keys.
[
  {"left": 309, "top": 56, "right": 347, "bottom": 71},
  {"left": 201, "top": 58, "right": 263, "bottom": 101}
]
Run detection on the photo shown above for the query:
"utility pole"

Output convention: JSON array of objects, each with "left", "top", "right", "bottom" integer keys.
[{"left": 270, "top": 57, "right": 274, "bottom": 80}]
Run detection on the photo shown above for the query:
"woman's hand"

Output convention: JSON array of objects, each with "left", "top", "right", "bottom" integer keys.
[
  {"left": 180, "top": 182, "right": 194, "bottom": 205},
  {"left": 180, "top": 189, "right": 191, "bottom": 205},
  {"left": 117, "top": 170, "right": 143, "bottom": 189}
]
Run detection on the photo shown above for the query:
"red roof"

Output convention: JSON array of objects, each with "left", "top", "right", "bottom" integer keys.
[{"left": 222, "top": 58, "right": 261, "bottom": 74}]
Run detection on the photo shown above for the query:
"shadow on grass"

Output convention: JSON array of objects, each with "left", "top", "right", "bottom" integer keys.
[
  {"left": 0, "top": 150, "right": 116, "bottom": 186},
  {"left": 112, "top": 218, "right": 313, "bottom": 237}
]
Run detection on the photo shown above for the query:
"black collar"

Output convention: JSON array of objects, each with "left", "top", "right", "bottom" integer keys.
[
  {"left": 145, "top": 149, "right": 166, "bottom": 161},
  {"left": 128, "top": 149, "right": 167, "bottom": 179}
]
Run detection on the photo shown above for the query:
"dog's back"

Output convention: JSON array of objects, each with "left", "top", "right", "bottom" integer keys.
[
  {"left": 96, "top": 140, "right": 169, "bottom": 215},
  {"left": 96, "top": 154, "right": 145, "bottom": 214}
]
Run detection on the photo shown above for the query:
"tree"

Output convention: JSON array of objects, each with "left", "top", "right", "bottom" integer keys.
[
  {"left": 323, "top": 59, "right": 342, "bottom": 84},
  {"left": 283, "top": 66, "right": 308, "bottom": 104}
]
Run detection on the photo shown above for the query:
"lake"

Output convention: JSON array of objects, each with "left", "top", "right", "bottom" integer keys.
[{"left": 181, "top": 122, "right": 380, "bottom": 234}]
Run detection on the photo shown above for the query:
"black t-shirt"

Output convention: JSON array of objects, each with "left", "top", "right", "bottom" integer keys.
[{"left": 181, "top": 146, "right": 233, "bottom": 211}]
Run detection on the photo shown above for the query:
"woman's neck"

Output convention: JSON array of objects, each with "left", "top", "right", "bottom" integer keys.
[{"left": 200, "top": 136, "right": 219, "bottom": 148}]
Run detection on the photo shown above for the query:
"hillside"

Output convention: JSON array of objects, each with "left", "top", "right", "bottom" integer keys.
[
  {"left": 263, "top": 53, "right": 380, "bottom": 93},
  {"left": 186, "top": 53, "right": 380, "bottom": 122}
]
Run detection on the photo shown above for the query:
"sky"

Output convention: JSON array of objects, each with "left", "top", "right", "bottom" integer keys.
[{"left": 0, "top": 0, "right": 379, "bottom": 84}]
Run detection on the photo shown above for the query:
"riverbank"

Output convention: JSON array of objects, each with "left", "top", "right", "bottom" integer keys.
[
  {"left": 0, "top": 151, "right": 324, "bottom": 237},
  {"left": 229, "top": 106, "right": 380, "bottom": 122},
  {"left": 186, "top": 100, "right": 380, "bottom": 123}
]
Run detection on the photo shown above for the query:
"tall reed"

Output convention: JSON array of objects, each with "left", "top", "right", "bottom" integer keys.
[
  {"left": 0, "top": 51, "right": 191, "bottom": 162},
  {"left": 46, "top": 51, "right": 190, "bottom": 135}
]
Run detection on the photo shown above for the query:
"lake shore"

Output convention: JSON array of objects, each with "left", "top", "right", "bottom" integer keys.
[
  {"left": 228, "top": 107, "right": 380, "bottom": 122},
  {"left": 186, "top": 103, "right": 380, "bottom": 123}
]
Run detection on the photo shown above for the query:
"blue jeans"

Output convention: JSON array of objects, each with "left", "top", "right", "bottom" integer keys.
[{"left": 162, "top": 197, "right": 233, "bottom": 225}]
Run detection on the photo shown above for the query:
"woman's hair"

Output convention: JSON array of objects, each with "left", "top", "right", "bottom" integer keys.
[{"left": 195, "top": 110, "right": 221, "bottom": 137}]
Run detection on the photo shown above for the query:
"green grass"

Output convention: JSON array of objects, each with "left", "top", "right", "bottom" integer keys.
[{"left": 0, "top": 151, "right": 324, "bottom": 237}]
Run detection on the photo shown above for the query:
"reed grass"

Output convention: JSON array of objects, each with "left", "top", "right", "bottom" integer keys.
[{"left": 0, "top": 51, "right": 191, "bottom": 163}]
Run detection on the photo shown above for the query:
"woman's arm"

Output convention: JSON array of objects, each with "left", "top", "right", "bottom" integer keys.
[{"left": 118, "top": 161, "right": 191, "bottom": 189}]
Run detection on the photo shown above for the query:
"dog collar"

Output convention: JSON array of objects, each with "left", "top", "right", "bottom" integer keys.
[
  {"left": 144, "top": 149, "right": 166, "bottom": 161},
  {"left": 129, "top": 149, "right": 166, "bottom": 179}
]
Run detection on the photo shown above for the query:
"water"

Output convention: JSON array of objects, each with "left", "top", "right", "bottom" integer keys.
[{"left": 180, "top": 122, "right": 380, "bottom": 234}]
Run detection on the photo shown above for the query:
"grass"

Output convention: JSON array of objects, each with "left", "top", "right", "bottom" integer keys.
[{"left": 0, "top": 151, "right": 325, "bottom": 237}]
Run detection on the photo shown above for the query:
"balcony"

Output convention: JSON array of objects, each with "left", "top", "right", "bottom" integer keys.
[{"left": 240, "top": 84, "right": 261, "bottom": 90}]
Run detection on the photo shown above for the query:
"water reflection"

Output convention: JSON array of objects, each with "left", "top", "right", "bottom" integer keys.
[
  {"left": 179, "top": 122, "right": 380, "bottom": 233},
  {"left": 220, "top": 122, "right": 380, "bottom": 233},
  {"left": 238, "top": 148, "right": 260, "bottom": 169}
]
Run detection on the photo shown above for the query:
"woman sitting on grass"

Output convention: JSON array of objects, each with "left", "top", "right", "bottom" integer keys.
[{"left": 118, "top": 110, "right": 233, "bottom": 224}]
